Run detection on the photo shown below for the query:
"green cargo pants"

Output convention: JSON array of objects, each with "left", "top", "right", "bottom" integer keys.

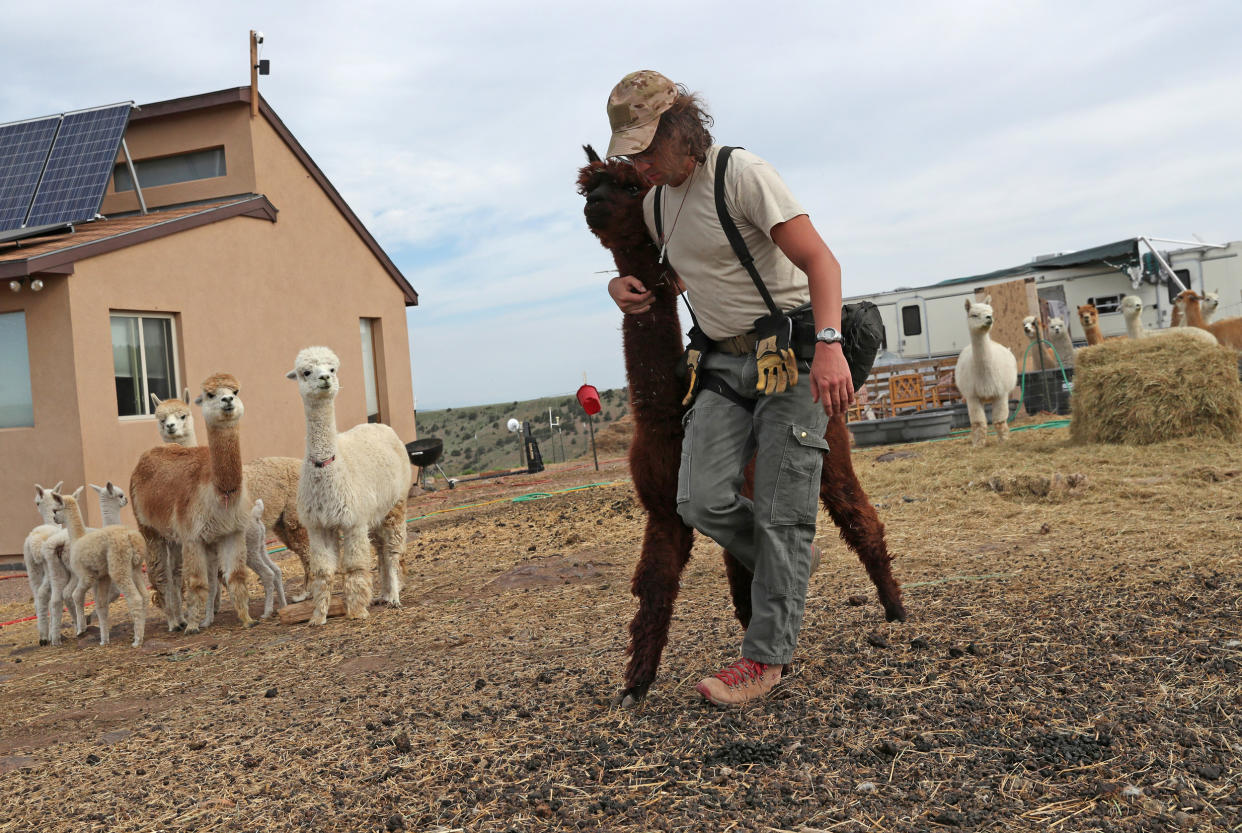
[{"left": 676, "top": 350, "right": 829, "bottom": 666}]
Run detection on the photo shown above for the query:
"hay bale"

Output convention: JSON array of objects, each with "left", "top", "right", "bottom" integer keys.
[{"left": 1069, "top": 331, "right": 1242, "bottom": 444}]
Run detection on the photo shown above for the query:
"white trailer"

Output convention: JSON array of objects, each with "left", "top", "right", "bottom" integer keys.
[{"left": 850, "top": 237, "right": 1242, "bottom": 363}]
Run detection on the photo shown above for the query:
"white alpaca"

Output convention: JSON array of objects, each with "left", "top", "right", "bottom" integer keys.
[
  {"left": 151, "top": 392, "right": 313, "bottom": 603},
  {"left": 23, "top": 482, "right": 63, "bottom": 645},
  {"left": 1045, "top": 317, "right": 1076, "bottom": 369},
  {"left": 1020, "top": 315, "right": 1056, "bottom": 374},
  {"left": 1203, "top": 290, "right": 1220, "bottom": 323},
  {"left": 206, "top": 499, "right": 288, "bottom": 620},
  {"left": 50, "top": 489, "right": 147, "bottom": 647},
  {"left": 38, "top": 484, "right": 130, "bottom": 646},
  {"left": 287, "top": 346, "right": 412, "bottom": 625},
  {"left": 954, "top": 296, "right": 1018, "bottom": 447},
  {"left": 130, "top": 373, "right": 253, "bottom": 633},
  {"left": 1123, "top": 295, "right": 1216, "bottom": 344}
]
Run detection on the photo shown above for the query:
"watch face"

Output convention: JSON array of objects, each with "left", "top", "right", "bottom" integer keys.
[{"left": 817, "top": 327, "right": 842, "bottom": 342}]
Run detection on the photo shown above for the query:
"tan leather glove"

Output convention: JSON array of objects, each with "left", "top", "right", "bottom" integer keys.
[
  {"left": 681, "top": 347, "right": 704, "bottom": 407},
  {"left": 755, "top": 335, "right": 799, "bottom": 395}
]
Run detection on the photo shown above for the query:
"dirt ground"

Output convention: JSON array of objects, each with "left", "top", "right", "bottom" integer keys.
[{"left": 0, "top": 423, "right": 1238, "bottom": 833}]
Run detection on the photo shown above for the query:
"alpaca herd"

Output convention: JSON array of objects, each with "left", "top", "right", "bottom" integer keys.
[{"left": 20, "top": 347, "right": 412, "bottom": 648}]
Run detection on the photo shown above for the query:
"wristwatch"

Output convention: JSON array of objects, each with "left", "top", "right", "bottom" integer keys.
[{"left": 815, "top": 326, "right": 844, "bottom": 345}]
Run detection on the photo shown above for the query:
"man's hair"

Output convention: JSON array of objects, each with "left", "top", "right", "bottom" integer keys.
[{"left": 649, "top": 86, "right": 714, "bottom": 163}]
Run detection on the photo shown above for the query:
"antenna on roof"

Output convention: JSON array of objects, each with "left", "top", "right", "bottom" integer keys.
[{"left": 249, "top": 30, "right": 270, "bottom": 118}]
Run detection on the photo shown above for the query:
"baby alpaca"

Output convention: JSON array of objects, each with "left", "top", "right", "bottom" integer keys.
[
  {"left": 24, "top": 482, "right": 63, "bottom": 645},
  {"left": 206, "top": 499, "right": 288, "bottom": 620},
  {"left": 51, "top": 489, "right": 147, "bottom": 647},
  {"left": 954, "top": 296, "right": 1018, "bottom": 447},
  {"left": 287, "top": 347, "right": 411, "bottom": 625}
]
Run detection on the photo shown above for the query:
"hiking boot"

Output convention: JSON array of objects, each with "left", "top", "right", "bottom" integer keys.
[{"left": 695, "top": 657, "right": 783, "bottom": 706}]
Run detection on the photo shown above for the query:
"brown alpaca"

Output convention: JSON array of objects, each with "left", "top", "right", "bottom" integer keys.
[
  {"left": 1179, "top": 289, "right": 1242, "bottom": 349},
  {"left": 577, "top": 146, "right": 905, "bottom": 705},
  {"left": 130, "top": 373, "right": 254, "bottom": 633},
  {"left": 150, "top": 391, "right": 313, "bottom": 603},
  {"left": 1077, "top": 304, "right": 1105, "bottom": 346}
]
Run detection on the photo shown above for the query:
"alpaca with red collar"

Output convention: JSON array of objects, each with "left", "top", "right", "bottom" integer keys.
[
  {"left": 287, "top": 346, "right": 411, "bottom": 626},
  {"left": 577, "top": 146, "right": 904, "bottom": 706},
  {"left": 130, "top": 373, "right": 254, "bottom": 633},
  {"left": 955, "top": 296, "right": 1018, "bottom": 447}
]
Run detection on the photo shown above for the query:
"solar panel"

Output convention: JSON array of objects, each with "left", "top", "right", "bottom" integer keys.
[
  {"left": 0, "top": 117, "right": 60, "bottom": 232},
  {"left": 25, "top": 104, "right": 131, "bottom": 228}
]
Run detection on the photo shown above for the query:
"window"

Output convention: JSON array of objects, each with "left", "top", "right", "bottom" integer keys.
[
  {"left": 360, "top": 318, "right": 381, "bottom": 424},
  {"left": 111, "top": 313, "right": 178, "bottom": 417},
  {"left": 0, "top": 311, "right": 34, "bottom": 428},
  {"left": 901, "top": 305, "right": 922, "bottom": 336},
  {"left": 1166, "top": 270, "right": 1192, "bottom": 303},
  {"left": 1086, "top": 295, "right": 1122, "bottom": 315},
  {"left": 113, "top": 147, "right": 226, "bottom": 192}
]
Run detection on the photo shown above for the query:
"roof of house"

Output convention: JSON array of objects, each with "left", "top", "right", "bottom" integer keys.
[
  {"left": 0, "top": 87, "right": 418, "bottom": 305},
  {"left": 0, "top": 195, "right": 277, "bottom": 279}
]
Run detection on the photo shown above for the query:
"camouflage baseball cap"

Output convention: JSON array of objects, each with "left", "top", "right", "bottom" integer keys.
[{"left": 605, "top": 70, "right": 677, "bottom": 158}]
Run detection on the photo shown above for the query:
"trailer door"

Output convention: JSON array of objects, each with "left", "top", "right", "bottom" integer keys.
[{"left": 896, "top": 296, "right": 930, "bottom": 358}]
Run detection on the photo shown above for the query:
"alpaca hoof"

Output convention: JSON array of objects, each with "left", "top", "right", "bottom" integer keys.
[
  {"left": 345, "top": 606, "right": 370, "bottom": 621},
  {"left": 610, "top": 685, "right": 648, "bottom": 708},
  {"left": 307, "top": 613, "right": 327, "bottom": 627},
  {"left": 884, "top": 602, "right": 908, "bottom": 623},
  {"left": 184, "top": 624, "right": 200, "bottom": 635},
  {"left": 38, "top": 638, "right": 48, "bottom": 646},
  {"left": 290, "top": 590, "right": 309, "bottom": 603},
  {"left": 381, "top": 596, "right": 402, "bottom": 609},
  {"left": 132, "top": 638, "right": 143, "bottom": 648}
]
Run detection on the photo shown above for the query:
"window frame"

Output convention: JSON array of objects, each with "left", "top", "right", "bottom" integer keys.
[
  {"left": 0, "top": 310, "right": 35, "bottom": 429},
  {"left": 112, "top": 146, "right": 227, "bottom": 192},
  {"left": 111, "top": 311, "right": 181, "bottom": 421},
  {"left": 1086, "top": 294, "right": 1123, "bottom": 315}
]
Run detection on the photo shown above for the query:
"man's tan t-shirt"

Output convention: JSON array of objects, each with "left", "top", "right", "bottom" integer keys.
[{"left": 642, "top": 145, "right": 810, "bottom": 340}]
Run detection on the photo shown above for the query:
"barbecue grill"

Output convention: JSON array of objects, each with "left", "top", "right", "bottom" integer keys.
[{"left": 406, "top": 438, "right": 454, "bottom": 490}]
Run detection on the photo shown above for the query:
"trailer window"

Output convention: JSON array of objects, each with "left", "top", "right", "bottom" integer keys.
[
  {"left": 901, "top": 305, "right": 922, "bottom": 336},
  {"left": 1086, "top": 295, "right": 1122, "bottom": 315}
]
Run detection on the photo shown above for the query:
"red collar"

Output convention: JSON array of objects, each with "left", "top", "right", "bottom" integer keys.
[{"left": 312, "top": 455, "right": 336, "bottom": 468}]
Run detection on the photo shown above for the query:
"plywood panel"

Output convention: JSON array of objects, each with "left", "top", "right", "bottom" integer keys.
[{"left": 974, "top": 278, "right": 1039, "bottom": 363}]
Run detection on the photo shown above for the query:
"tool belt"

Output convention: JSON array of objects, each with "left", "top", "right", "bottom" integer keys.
[{"left": 708, "top": 303, "right": 818, "bottom": 358}]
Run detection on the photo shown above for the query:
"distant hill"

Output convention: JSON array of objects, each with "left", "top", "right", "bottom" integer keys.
[{"left": 413, "top": 388, "right": 632, "bottom": 477}]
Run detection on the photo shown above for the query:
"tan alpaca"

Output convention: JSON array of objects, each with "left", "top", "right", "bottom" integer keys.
[
  {"left": 130, "top": 373, "right": 253, "bottom": 633},
  {"left": 1179, "top": 290, "right": 1242, "bottom": 349},
  {"left": 1020, "top": 315, "right": 1057, "bottom": 373},
  {"left": 50, "top": 489, "right": 147, "bottom": 647},
  {"left": 150, "top": 391, "right": 313, "bottom": 603},
  {"left": 1077, "top": 304, "right": 1109, "bottom": 346}
]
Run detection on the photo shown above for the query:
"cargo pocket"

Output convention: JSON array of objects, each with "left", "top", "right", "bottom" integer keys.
[
  {"left": 676, "top": 409, "right": 694, "bottom": 505},
  {"left": 771, "top": 424, "right": 829, "bottom": 525}
]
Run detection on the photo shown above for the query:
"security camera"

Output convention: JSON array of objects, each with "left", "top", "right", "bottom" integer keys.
[{"left": 255, "top": 32, "right": 265, "bottom": 44}]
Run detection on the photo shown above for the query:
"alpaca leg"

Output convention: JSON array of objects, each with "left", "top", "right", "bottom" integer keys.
[
  {"left": 618, "top": 512, "right": 694, "bottom": 705},
  {"left": 305, "top": 526, "right": 338, "bottom": 627},
  {"left": 277, "top": 517, "right": 312, "bottom": 603},
  {"left": 992, "top": 396, "right": 1011, "bottom": 443},
  {"left": 33, "top": 569, "right": 52, "bottom": 645},
  {"left": 966, "top": 397, "right": 988, "bottom": 447},
  {"left": 820, "top": 416, "right": 907, "bottom": 622},
  {"left": 65, "top": 571, "right": 88, "bottom": 636},
  {"left": 218, "top": 533, "right": 254, "bottom": 628},
  {"left": 109, "top": 542, "right": 146, "bottom": 648},
  {"left": 180, "top": 540, "right": 210, "bottom": 634},
  {"left": 71, "top": 580, "right": 90, "bottom": 637},
  {"left": 166, "top": 543, "right": 185, "bottom": 631},
  {"left": 95, "top": 576, "right": 113, "bottom": 646},
  {"left": 340, "top": 527, "right": 373, "bottom": 620},
  {"left": 247, "top": 547, "right": 276, "bottom": 619},
  {"left": 262, "top": 551, "right": 288, "bottom": 613},
  {"left": 126, "top": 567, "right": 148, "bottom": 647},
  {"left": 202, "top": 558, "right": 219, "bottom": 628},
  {"left": 47, "top": 565, "right": 69, "bottom": 646},
  {"left": 376, "top": 501, "right": 406, "bottom": 607}
]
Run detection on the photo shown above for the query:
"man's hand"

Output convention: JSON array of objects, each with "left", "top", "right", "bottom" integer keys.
[
  {"left": 810, "top": 342, "right": 854, "bottom": 417},
  {"left": 608, "top": 275, "right": 654, "bottom": 314}
]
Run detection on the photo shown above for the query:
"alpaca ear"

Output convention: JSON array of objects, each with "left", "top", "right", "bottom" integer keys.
[
  {"left": 964, "top": 298, "right": 972, "bottom": 312},
  {"left": 72, "top": 486, "right": 84, "bottom": 501},
  {"left": 106, "top": 481, "right": 116, "bottom": 494},
  {"left": 584, "top": 144, "right": 600, "bottom": 163},
  {"left": 982, "top": 294, "right": 991, "bottom": 305},
  {"left": 194, "top": 392, "right": 204, "bottom": 406},
  {"left": 182, "top": 387, "right": 191, "bottom": 404},
  {"left": 89, "top": 483, "right": 104, "bottom": 495},
  {"left": 53, "top": 493, "right": 63, "bottom": 506},
  {"left": 286, "top": 369, "right": 298, "bottom": 380}
]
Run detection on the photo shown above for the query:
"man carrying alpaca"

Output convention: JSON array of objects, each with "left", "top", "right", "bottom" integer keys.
[{"left": 601, "top": 71, "right": 852, "bottom": 706}]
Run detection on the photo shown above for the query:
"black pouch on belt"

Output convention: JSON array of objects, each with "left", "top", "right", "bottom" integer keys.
[{"left": 676, "top": 326, "right": 713, "bottom": 407}]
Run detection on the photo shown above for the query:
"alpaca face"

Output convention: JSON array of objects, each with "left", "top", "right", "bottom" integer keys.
[
  {"left": 91, "top": 482, "right": 128, "bottom": 510},
  {"left": 577, "top": 145, "right": 652, "bottom": 253},
  {"left": 1120, "top": 295, "right": 1143, "bottom": 318},
  {"left": 1203, "top": 291, "right": 1220, "bottom": 315},
  {"left": 155, "top": 399, "right": 193, "bottom": 443},
  {"left": 287, "top": 347, "right": 341, "bottom": 401},
  {"left": 964, "top": 298, "right": 995, "bottom": 334},
  {"left": 195, "top": 378, "right": 245, "bottom": 428},
  {"left": 1047, "top": 317, "right": 1066, "bottom": 337},
  {"left": 1077, "top": 305, "right": 1099, "bottom": 328},
  {"left": 34, "top": 481, "right": 63, "bottom": 522},
  {"left": 1022, "top": 316, "right": 1040, "bottom": 340}
]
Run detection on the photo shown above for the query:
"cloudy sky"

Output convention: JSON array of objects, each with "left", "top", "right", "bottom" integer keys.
[{"left": 4, "top": 1, "right": 1240, "bottom": 409}]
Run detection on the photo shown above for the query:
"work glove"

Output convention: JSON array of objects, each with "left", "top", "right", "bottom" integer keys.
[
  {"left": 754, "top": 314, "right": 799, "bottom": 396},
  {"left": 681, "top": 347, "right": 704, "bottom": 407}
]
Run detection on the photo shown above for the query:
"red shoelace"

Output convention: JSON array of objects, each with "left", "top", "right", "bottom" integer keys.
[{"left": 712, "top": 658, "right": 767, "bottom": 687}]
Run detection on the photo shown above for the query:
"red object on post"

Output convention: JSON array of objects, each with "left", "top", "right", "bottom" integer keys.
[{"left": 576, "top": 384, "right": 601, "bottom": 415}]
